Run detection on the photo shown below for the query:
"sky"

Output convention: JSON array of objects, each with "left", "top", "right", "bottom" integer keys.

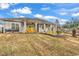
[{"left": 0, "top": 3, "right": 79, "bottom": 25}]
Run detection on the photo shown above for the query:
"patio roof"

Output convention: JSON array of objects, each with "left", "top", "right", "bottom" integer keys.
[{"left": 0, "top": 18, "right": 55, "bottom": 25}]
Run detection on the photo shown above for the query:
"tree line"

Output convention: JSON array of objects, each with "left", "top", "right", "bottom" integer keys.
[{"left": 55, "top": 18, "right": 79, "bottom": 37}]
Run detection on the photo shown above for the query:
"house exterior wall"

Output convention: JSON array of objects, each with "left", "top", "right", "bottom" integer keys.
[
  {"left": 4, "top": 21, "right": 22, "bottom": 32},
  {"left": 2, "top": 20, "right": 55, "bottom": 34},
  {"left": 4, "top": 22, "right": 12, "bottom": 29}
]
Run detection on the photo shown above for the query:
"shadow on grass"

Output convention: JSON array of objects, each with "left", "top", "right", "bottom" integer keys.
[
  {"left": 41, "top": 33, "right": 65, "bottom": 38},
  {"left": 42, "top": 33, "right": 79, "bottom": 39}
]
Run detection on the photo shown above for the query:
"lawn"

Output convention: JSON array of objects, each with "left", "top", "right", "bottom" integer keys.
[{"left": 0, "top": 33, "right": 79, "bottom": 56}]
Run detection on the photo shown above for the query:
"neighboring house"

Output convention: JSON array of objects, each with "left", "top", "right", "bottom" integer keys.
[{"left": 0, "top": 18, "right": 56, "bottom": 34}]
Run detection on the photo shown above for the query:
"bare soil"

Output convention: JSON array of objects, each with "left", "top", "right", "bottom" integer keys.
[{"left": 0, "top": 33, "right": 79, "bottom": 56}]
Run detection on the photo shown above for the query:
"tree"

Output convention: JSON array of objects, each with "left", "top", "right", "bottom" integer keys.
[
  {"left": 71, "top": 18, "right": 77, "bottom": 37},
  {"left": 72, "top": 28, "right": 76, "bottom": 37},
  {"left": 63, "top": 17, "right": 79, "bottom": 37},
  {"left": 55, "top": 19, "right": 60, "bottom": 35}
]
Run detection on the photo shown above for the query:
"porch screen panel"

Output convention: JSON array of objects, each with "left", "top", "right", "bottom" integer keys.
[
  {"left": 12, "top": 23, "right": 15, "bottom": 30},
  {"left": 11, "top": 23, "right": 19, "bottom": 30}
]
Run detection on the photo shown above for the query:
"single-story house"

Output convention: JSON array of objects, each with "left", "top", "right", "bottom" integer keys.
[{"left": 0, "top": 18, "right": 56, "bottom": 34}]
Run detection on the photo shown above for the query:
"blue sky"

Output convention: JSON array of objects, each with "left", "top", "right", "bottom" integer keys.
[{"left": 0, "top": 3, "right": 79, "bottom": 24}]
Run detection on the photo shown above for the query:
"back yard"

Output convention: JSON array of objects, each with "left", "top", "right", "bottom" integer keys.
[{"left": 0, "top": 33, "right": 79, "bottom": 56}]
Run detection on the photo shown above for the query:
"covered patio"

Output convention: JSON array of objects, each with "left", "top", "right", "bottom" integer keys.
[{"left": 0, "top": 18, "right": 55, "bottom": 34}]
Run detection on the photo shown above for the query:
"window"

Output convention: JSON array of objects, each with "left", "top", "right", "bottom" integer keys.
[
  {"left": 16, "top": 24, "right": 19, "bottom": 30},
  {"left": 11, "top": 23, "right": 19, "bottom": 30},
  {"left": 12, "top": 23, "right": 15, "bottom": 30}
]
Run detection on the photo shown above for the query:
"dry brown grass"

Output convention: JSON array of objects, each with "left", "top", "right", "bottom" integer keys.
[{"left": 0, "top": 33, "right": 79, "bottom": 56}]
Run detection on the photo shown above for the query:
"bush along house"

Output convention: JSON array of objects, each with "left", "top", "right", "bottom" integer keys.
[{"left": 0, "top": 18, "right": 56, "bottom": 34}]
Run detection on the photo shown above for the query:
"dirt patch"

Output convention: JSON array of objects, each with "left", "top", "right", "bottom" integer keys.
[{"left": 0, "top": 33, "right": 79, "bottom": 55}]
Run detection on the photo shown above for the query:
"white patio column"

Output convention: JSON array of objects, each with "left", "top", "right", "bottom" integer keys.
[
  {"left": 38, "top": 24, "right": 41, "bottom": 32},
  {"left": 35, "top": 22, "right": 37, "bottom": 32},
  {"left": 38, "top": 24, "right": 42, "bottom": 33},
  {"left": 19, "top": 23, "right": 22, "bottom": 32},
  {"left": 23, "top": 21, "right": 27, "bottom": 33},
  {"left": 50, "top": 24, "right": 53, "bottom": 31},
  {"left": 44, "top": 24, "right": 46, "bottom": 33}
]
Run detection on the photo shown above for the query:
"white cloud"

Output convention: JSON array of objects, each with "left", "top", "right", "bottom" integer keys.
[
  {"left": 56, "top": 7, "right": 79, "bottom": 16},
  {"left": 34, "top": 14, "right": 43, "bottom": 18},
  {"left": 10, "top": 11, "right": 26, "bottom": 18},
  {"left": 0, "top": 3, "right": 17, "bottom": 9},
  {"left": 11, "top": 7, "right": 32, "bottom": 14},
  {"left": 70, "top": 7, "right": 79, "bottom": 12},
  {"left": 19, "top": 16, "right": 25, "bottom": 18},
  {"left": 13, "top": 14, "right": 25, "bottom": 18},
  {"left": 72, "top": 13, "right": 79, "bottom": 17},
  {"left": 34, "top": 14, "right": 68, "bottom": 25},
  {"left": 59, "top": 12, "right": 67, "bottom": 15},
  {"left": 0, "top": 3, "right": 10, "bottom": 9},
  {"left": 58, "top": 7, "right": 79, "bottom": 13},
  {"left": 44, "top": 16, "right": 58, "bottom": 19},
  {"left": 41, "top": 7, "right": 50, "bottom": 11},
  {"left": 12, "top": 13, "right": 25, "bottom": 18},
  {"left": 34, "top": 14, "right": 58, "bottom": 19},
  {"left": 55, "top": 8, "right": 69, "bottom": 16},
  {"left": 59, "top": 19, "right": 68, "bottom": 24}
]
